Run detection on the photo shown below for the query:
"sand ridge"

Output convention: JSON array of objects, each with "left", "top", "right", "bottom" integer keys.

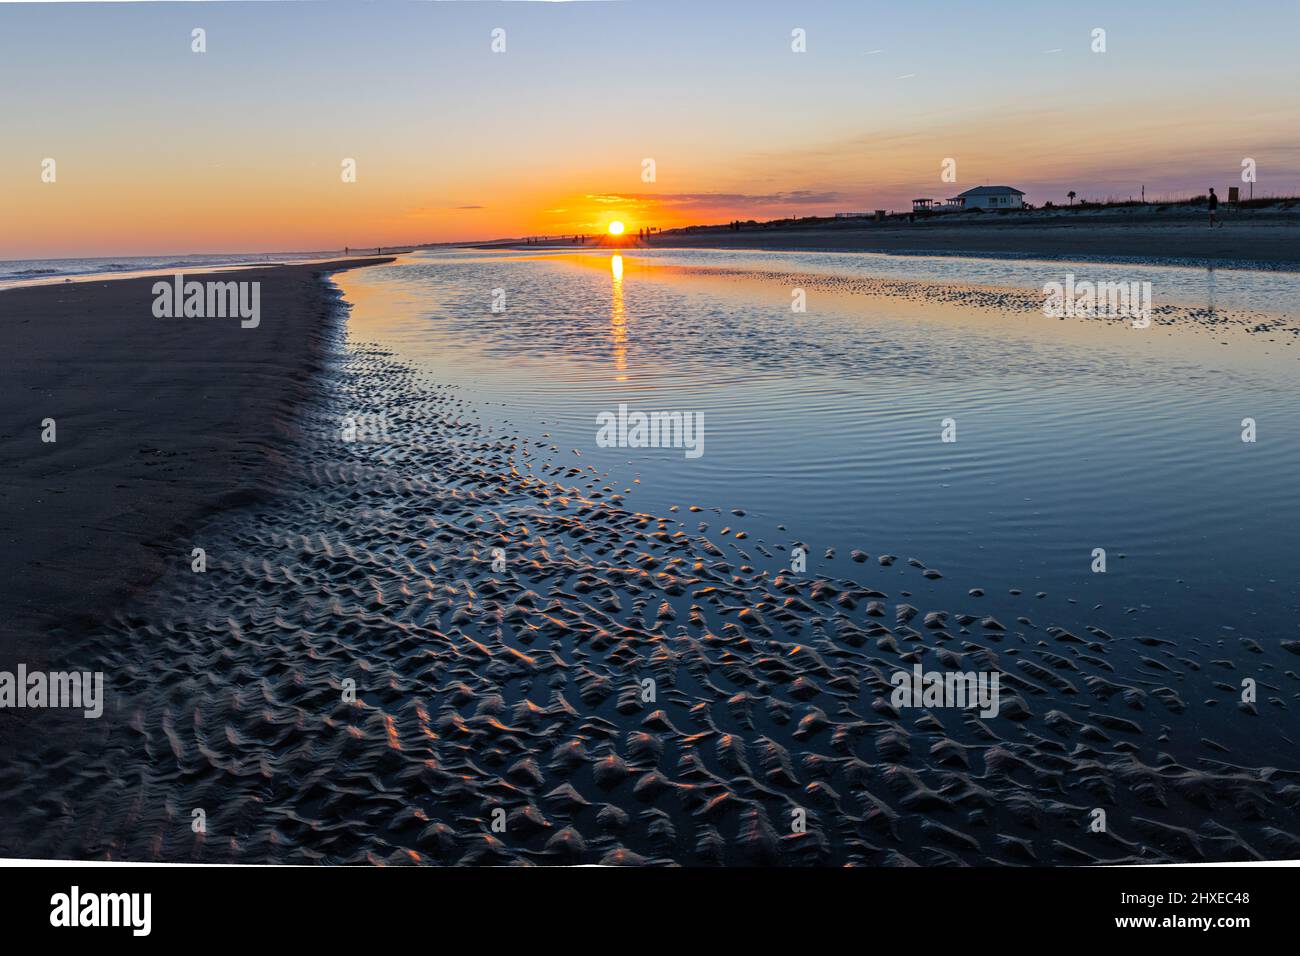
[
  {"left": 4, "top": 280, "right": 1296, "bottom": 865},
  {"left": 0, "top": 259, "right": 391, "bottom": 752}
]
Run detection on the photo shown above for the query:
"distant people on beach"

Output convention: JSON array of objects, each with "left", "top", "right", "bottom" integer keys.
[{"left": 1207, "top": 187, "right": 1221, "bottom": 228}]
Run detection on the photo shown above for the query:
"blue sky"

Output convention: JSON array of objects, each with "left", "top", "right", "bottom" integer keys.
[{"left": 2, "top": 0, "right": 1297, "bottom": 254}]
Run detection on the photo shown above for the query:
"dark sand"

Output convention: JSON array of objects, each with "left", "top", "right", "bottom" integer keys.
[
  {"left": 1, "top": 276, "right": 1295, "bottom": 865},
  {"left": 3, "top": 256, "right": 1298, "bottom": 866},
  {"left": 0, "top": 259, "right": 389, "bottom": 711},
  {"left": 485, "top": 217, "right": 1300, "bottom": 269}
]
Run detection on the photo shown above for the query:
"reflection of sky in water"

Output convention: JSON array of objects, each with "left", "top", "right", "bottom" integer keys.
[
  {"left": 621, "top": 248, "right": 1300, "bottom": 315},
  {"left": 335, "top": 249, "right": 1300, "bottom": 645},
  {"left": 387, "top": 247, "right": 1300, "bottom": 315}
]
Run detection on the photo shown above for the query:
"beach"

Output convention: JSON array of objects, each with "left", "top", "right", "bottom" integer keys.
[
  {"left": 3, "top": 247, "right": 1298, "bottom": 864},
  {"left": 0, "top": 259, "right": 389, "bottom": 749},
  {"left": 7, "top": 0, "right": 1300, "bottom": 922},
  {"left": 492, "top": 213, "right": 1300, "bottom": 270}
]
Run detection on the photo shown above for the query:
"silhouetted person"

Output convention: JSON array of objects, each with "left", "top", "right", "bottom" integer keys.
[{"left": 1207, "top": 187, "right": 1220, "bottom": 228}]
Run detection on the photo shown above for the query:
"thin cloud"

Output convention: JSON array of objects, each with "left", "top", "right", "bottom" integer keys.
[{"left": 586, "top": 190, "right": 842, "bottom": 208}]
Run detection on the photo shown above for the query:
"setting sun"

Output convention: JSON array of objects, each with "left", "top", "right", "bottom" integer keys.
[{"left": 608, "top": 221, "right": 625, "bottom": 236}]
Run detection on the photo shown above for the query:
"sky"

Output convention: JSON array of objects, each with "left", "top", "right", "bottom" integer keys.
[{"left": 2, "top": 0, "right": 1299, "bottom": 258}]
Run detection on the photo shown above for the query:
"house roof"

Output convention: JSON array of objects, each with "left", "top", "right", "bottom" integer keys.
[{"left": 955, "top": 185, "right": 1025, "bottom": 197}]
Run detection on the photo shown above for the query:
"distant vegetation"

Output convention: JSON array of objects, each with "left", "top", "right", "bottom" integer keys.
[{"left": 657, "top": 194, "right": 1300, "bottom": 236}]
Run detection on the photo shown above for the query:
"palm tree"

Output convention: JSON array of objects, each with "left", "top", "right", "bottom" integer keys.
[{"left": 1067, "top": 191, "right": 1077, "bottom": 206}]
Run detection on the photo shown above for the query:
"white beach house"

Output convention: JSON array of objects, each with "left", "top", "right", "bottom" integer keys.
[{"left": 952, "top": 185, "right": 1025, "bottom": 209}]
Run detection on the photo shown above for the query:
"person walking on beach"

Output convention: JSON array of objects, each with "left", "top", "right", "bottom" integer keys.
[{"left": 1207, "top": 187, "right": 1220, "bottom": 228}]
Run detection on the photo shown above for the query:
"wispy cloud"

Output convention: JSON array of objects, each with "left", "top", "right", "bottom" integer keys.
[{"left": 585, "top": 190, "right": 841, "bottom": 208}]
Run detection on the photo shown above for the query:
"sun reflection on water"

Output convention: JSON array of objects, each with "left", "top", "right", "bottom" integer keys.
[{"left": 610, "top": 254, "right": 627, "bottom": 380}]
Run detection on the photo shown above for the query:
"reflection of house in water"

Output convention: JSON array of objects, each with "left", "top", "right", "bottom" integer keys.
[{"left": 913, "top": 185, "right": 1026, "bottom": 213}]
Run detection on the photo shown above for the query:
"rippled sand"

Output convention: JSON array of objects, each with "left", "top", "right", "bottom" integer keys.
[
  {"left": 665, "top": 264, "right": 1300, "bottom": 337},
  {"left": 6, "top": 281, "right": 1300, "bottom": 866}
]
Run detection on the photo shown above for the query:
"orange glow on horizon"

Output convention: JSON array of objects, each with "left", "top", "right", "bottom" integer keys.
[{"left": 8, "top": 103, "right": 1295, "bottom": 258}]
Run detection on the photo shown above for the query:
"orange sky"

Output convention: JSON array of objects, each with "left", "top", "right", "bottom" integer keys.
[{"left": 3, "top": 1, "right": 1298, "bottom": 258}]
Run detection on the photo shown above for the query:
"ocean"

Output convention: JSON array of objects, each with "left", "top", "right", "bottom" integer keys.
[{"left": 0, "top": 251, "right": 341, "bottom": 290}]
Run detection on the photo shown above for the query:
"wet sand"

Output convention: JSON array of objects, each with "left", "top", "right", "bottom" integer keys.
[
  {"left": 0, "top": 259, "right": 390, "bottom": 745},
  {"left": 652, "top": 263, "right": 1300, "bottom": 338},
  {"left": 3, "top": 263, "right": 1297, "bottom": 865}
]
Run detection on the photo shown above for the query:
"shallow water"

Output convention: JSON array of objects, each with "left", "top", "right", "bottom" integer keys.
[
  {"left": 0, "top": 250, "right": 342, "bottom": 290},
  {"left": 338, "top": 249, "right": 1300, "bottom": 643},
  {"left": 7, "top": 248, "right": 1299, "bottom": 866}
]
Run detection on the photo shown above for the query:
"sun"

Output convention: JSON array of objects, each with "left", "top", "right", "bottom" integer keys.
[{"left": 608, "top": 220, "right": 625, "bottom": 236}]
